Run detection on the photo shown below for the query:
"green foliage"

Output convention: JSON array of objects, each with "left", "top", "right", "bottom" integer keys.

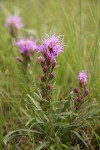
[{"left": 4, "top": 92, "right": 100, "bottom": 149}]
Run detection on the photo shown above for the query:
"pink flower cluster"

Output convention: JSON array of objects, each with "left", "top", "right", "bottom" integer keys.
[
  {"left": 5, "top": 15, "right": 23, "bottom": 37},
  {"left": 39, "top": 34, "right": 64, "bottom": 61},
  {"left": 79, "top": 70, "right": 88, "bottom": 86},
  {"left": 5, "top": 15, "right": 23, "bottom": 30},
  {"left": 38, "top": 34, "right": 64, "bottom": 100},
  {"left": 74, "top": 70, "right": 89, "bottom": 110},
  {"left": 16, "top": 38, "right": 38, "bottom": 62}
]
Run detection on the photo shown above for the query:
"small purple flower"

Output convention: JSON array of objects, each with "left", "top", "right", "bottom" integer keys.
[
  {"left": 5, "top": 15, "right": 23, "bottom": 29},
  {"left": 16, "top": 38, "right": 37, "bottom": 56},
  {"left": 79, "top": 70, "right": 88, "bottom": 84},
  {"left": 74, "top": 71, "right": 89, "bottom": 110},
  {"left": 39, "top": 45, "right": 47, "bottom": 56},
  {"left": 39, "top": 34, "right": 64, "bottom": 60}
]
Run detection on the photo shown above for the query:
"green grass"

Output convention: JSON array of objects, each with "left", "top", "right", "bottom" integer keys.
[
  {"left": 0, "top": 0, "right": 100, "bottom": 149},
  {"left": 0, "top": 99, "right": 2, "bottom": 150}
]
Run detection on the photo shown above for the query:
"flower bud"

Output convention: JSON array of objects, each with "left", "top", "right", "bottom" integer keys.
[
  {"left": 84, "top": 89, "right": 89, "bottom": 97},
  {"left": 52, "top": 60, "right": 57, "bottom": 70},
  {"left": 38, "top": 56, "right": 45, "bottom": 65},
  {"left": 49, "top": 73, "right": 54, "bottom": 80},
  {"left": 43, "top": 65, "right": 48, "bottom": 73},
  {"left": 47, "top": 84, "right": 52, "bottom": 91},
  {"left": 46, "top": 60, "right": 51, "bottom": 66},
  {"left": 76, "top": 97, "right": 81, "bottom": 102},
  {"left": 74, "top": 87, "right": 79, "bottom": 94},
  {"left": 46, "top": 55, "right": 51, "bottom": 63},
  {"left": 41, "top": 76, "right": 45, "bottom": 82},
  {"left": 76, "top": 106, "right": 80, "bottom": 110},
  {"left": 43, "top": 50, "right": 47, "bottom": 58},
  {"left": 79, "top": 80, "right": 86, "bottom": 88}
]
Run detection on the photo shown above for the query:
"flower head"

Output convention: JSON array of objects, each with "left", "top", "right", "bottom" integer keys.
[
  {"left": 39, "top": 34, "right": 64, "bottom": 60},
  {"left": 5, "top": 15, "right": 23, "bottom": 29},
  {"left": 16, "top": 38, "right": 37, "bottom": 56},
  {"left": 79, "top": 70, "right": 88, "bottom": 84}
]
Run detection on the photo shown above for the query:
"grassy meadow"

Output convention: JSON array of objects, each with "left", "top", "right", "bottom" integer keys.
[{"left": 0, "top": 0, "right": 100, "bottom": 149}]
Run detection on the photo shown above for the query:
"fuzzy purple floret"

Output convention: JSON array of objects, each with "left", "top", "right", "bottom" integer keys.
[
  {"left": 5, "top": 16, "right": 23, "bottom": 29},
  {"left": 39, "top": 34, "right": 64, "bottom": 60},
  {"left": 16, "top": 38, "right": 37, "bottom": 55},
  {"left": 79, "top": 70, "right": 88, "bottom": 83}
]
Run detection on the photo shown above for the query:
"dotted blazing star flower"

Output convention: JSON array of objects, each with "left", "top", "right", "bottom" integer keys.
[
  {"left": 16, "top": 38, "right": 38, "bottom": 71},
  {"left": 39, "top": 34, "right": 64, "bottom": 61},
  {"left": 74, "top": 70, "right": 89, "bottom": 110},
  {"left": 16, "top": 38, "right": 37, "bottom": 57},
  {"left": 38, "top": 33, "right": 64, "bottom": 106},
  {"left": 79, "top": 70, "right": 88, "bottom": 84},
  {"left": 5, "top": 15, "right": 23, "bottom": 30},
  {"left": 5, "top": 15, "right": 23, "bottom": 37}
]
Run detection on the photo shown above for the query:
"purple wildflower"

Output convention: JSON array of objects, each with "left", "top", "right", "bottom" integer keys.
[
  {"left": 38, "top": 34, "right": 64, "bottom": 106},
  {"left": 39, "top": 34, "right": 64, "bottom": 60},
  {"left": 79, "top": 70, "right": 88, "bottom": 84},
  {"left": 5, "top": 16, "right": 23, "bottom": 29},
  {"left": 16, "top": 38, "right": 37, "bottom": 56},
  {"left": 74, "top": 70, "right": 89, "bottom": 110}
]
